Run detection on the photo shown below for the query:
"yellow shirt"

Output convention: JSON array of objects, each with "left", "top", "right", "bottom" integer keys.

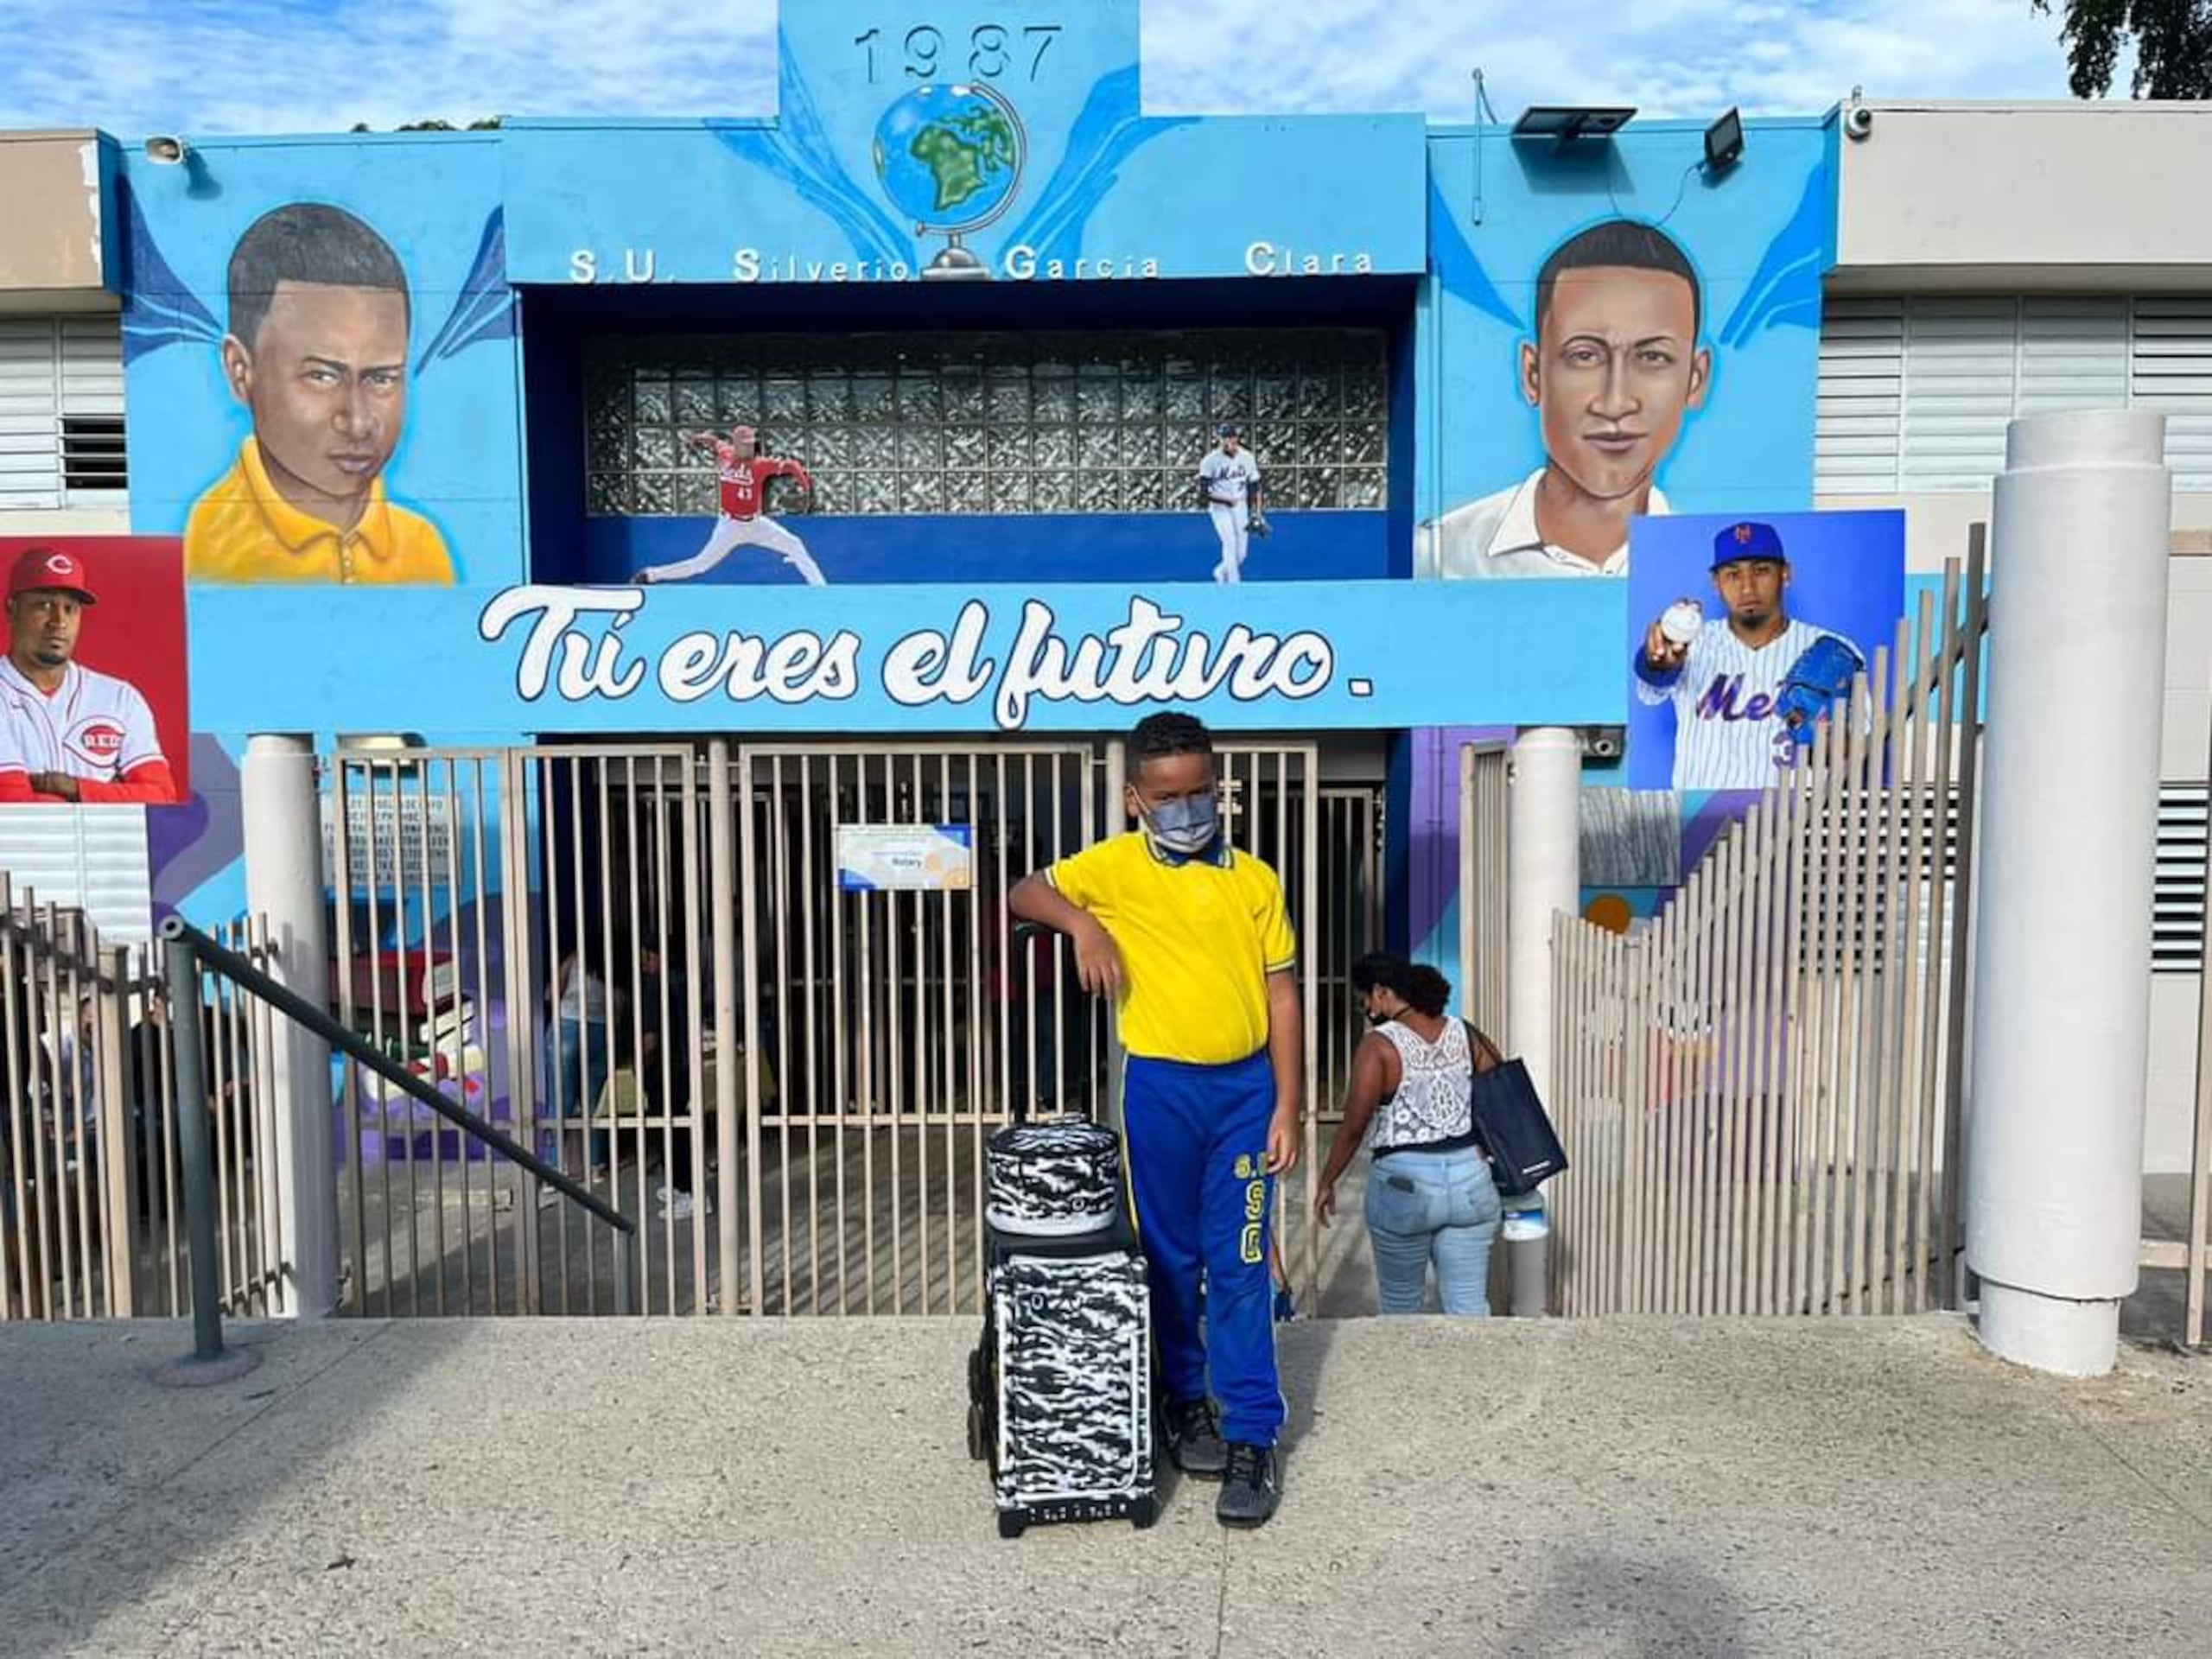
[
  {"left": 1047, "top": 831, "right": 1297, "bottom": 1065},
  {"left": 185, "top": 438, "right": 455, "bottom": 585}
]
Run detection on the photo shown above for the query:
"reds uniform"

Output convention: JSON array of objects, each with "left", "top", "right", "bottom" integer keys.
[
  {"left": 637, "top": 430, "right": 824, "bottom": 587},
  {"left": 0, "top": 549, "right": 177, "bottom": 805},
  {"left": 1198, "top": 434, "right": 1263, "bottom": 584}
]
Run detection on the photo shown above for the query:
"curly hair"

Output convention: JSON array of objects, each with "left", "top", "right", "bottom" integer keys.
[{"left": 1351, "top": 950, "right": 1452, "bottom": 1019}]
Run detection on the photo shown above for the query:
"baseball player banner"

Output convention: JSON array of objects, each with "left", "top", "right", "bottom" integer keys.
[
  {"left": 0, "top": 538, "right": 191, "bottom": 807},
  {"left": 1624, "top": 510, "right": 1905, "bottom": 791}
]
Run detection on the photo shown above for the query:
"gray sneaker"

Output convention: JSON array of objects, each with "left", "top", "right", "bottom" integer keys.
[
  {"left": 1216, "top": 1441, "right": 1280, "bottom": 1529},
  {"left": 1164, "top": 1397, "right": 1228, "bottom": 1478}
]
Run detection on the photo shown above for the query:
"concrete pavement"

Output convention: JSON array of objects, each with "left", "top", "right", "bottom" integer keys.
[{"left": 0, "top": 1314, "right": 2206, "bottom": 1656}]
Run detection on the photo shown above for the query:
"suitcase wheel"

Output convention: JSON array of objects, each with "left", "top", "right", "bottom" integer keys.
[
  {"left": 967, "top": 1342, "right": 988, "bottom": 1404},
  {"left": 965, "top": 1401, "right": 988, "bottom": 1462},
  {"left": 1128, "top": 1495, "right": 1159, "bottom": 1530},
  {"left": 996, "top": 1510, "right": 1026, "bottom": 1540}
]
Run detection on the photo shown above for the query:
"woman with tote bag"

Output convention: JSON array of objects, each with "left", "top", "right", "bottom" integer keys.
[{"left": 1313, "top": 952, "right": 1504, "bottom": 1317}]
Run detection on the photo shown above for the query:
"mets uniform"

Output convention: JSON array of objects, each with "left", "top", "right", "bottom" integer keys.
[
  {"left": 639, "top": 444, "right": 823, "bottom": 587},
  {"left": 1198, "top": 447, "right": 1262, "bottom": 583},
  {"left": 1635, "top": 618, "right": 1861, "bottom": 791},
  {"left": 0, "top": 658, "right": 177, "bottom": 804}
]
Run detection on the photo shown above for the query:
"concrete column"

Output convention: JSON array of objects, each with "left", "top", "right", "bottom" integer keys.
[
  {"left": 1967, "top": 410, "right": 2171, "bottom": 1377},
  {"left": 1508, "top": 727, "right": 1582, "bottom": 1104},
  {"left": 242, "top": 733, "right": 340, "bottom": 1318}
]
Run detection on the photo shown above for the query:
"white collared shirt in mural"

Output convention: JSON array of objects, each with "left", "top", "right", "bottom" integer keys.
[{"left": 1420, "top": 467, "right": 1670, "bottom": 580}]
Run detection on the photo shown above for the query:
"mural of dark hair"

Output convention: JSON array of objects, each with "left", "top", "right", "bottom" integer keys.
[
  {"left": 226, "top": 202, "right": 410, "bottom": 348},
  {"left": 1351, "top": 950, "right": 1453, "bottom": 1020},
  {"left": 1534, "top": 219, "right": 1703, "bottom": 342},
  {"left": 1131, "top": 711, "right": 1214, "bottom": 769}
]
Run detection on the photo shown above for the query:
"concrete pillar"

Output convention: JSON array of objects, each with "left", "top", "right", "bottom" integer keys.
[
  {"left": 243, "top": 733, "right": 340, "bottom": 1318},
  {"left": 1967, "top": 410, "right": 2171, "bottom": 1376},
  {"left": 1509, "top": 728, "right": 1582, "bottom": 1104}
]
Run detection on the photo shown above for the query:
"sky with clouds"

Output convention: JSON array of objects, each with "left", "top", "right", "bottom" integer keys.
[{"left": 0, "top": 0, "right": 2084, "bottom": 137}]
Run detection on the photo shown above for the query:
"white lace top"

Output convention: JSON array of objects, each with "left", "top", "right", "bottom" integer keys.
[{"left": 1369, "top": 1019, "right": 1476, "bottom": 1153}]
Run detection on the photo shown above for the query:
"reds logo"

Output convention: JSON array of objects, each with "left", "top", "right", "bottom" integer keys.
[
  {"left": 72, "top": 720, "right": 124, "bottom": 762},
  {"left": 45, "top": 553, "right": 75, "bottom": 576}
]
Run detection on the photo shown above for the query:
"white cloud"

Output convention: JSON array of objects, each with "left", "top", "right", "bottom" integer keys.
[{"left": 0, "top": 0, "right": 2083, "bottom": 137}]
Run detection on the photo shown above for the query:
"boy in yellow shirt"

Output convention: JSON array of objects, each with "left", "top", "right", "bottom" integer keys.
[{"left": 1010, "top": 712, "right": 1302, "bottom": 1528}]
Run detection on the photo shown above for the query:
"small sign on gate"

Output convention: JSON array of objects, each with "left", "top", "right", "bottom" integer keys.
[{"left": 835, "top": 823, "right": 974, "bottom": 893}]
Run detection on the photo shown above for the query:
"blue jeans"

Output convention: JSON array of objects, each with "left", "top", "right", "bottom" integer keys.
[
  {"left": 1365, "top": 1145, "right": 1503, "bottom": 1317},
  {"left": 541, "top": 1017, "right": 610, "bottom": 1170}
]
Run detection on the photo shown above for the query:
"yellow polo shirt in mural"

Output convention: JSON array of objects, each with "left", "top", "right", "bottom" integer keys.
[
  {"left": 1046, "top": 831, "right": 1297, "bottom": 1066},
  {"left": 185, "top": 438, "right": 455, "bottom": 585}
]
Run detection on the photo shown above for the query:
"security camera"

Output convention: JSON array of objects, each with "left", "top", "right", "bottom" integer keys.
[
  {"left": 143, "top": 136, "right": 190, "bottom": 164},
  {"left": 1578, "top": 725, "right": 1627, "bottom": 762},
  {"left": 1843, "top": 104, "right": 1874, "bottom": 142}
]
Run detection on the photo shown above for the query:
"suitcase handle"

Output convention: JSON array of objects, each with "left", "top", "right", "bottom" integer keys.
[{"left": 1004, "top": 919, "right": 1101, "bottom": 1130}]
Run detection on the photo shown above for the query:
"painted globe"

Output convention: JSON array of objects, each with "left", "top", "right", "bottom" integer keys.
[{"left": 872, "top": 83, "right": 1024, "bottom": 232}]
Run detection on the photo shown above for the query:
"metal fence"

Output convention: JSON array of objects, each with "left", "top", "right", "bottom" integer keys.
[
  {"left": 324, "top": 734, "right": 1351, "bottom": 1319},
  {"left": 1541, "top": 545, "right": 1989, "bottom": 1319},
  {"left": 1, "top": 875, "right": 283, "bottom": 1323}
]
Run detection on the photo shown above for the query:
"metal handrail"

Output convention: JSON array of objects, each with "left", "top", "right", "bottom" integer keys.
[{"left": 160, "top": 917, "right": 638, "bottom": 1359}]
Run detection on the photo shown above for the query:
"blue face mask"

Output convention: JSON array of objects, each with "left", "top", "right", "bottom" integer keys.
[{"left": 1141, "top": 792, "right": 1220, "bottom": 857}]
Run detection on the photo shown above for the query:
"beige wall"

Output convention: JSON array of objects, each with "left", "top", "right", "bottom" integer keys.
[
  {"left": 0, "top": 506, "right": 130, "bottom": 537},
  {"left": 1818, "top": 494, "right": 2212, "bottom": 778},
  {"left": 1834, "top": 104, "right": 2212, "bottom": 287},
  {"left": 0, "top": 130, "right": 111, "bottom": 305}
]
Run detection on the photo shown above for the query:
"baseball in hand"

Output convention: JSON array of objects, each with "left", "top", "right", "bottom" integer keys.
[{"left": 1660, "top": 600, "right": 1704, "bottom": 646}]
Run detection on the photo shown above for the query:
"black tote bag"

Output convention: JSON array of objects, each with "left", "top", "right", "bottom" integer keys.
[{"left": 1462, "top": 1023, "right": 1569, "bottom": 1199}]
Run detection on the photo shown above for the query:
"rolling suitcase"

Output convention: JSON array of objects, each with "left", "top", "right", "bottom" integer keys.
[{"left": 964, "top": 1113, "right": 1158, "bottom": 1537}]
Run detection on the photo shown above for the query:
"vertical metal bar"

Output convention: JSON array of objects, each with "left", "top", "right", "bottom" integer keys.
[
  {"left": 1940, "top": 528, "right": 1989, "bottom": 1304},
  {"left": 1842, "top": 674, "right": 1878, "bottom": 1314},
  {"left": 164, "top": 939, "right": 223, "bottom": 1360},
  {"left": 29, "top": 904, "right": 68, "bottom": 1317},
  {"left": 826, "top": 752, "right": 851, "bottom": 1314},
  {"left": 1665, "top": 874, "right": 1694, "bottom": 1314},
  {"left": 734, "top": 747, "right": 769, "bottom": 1318},
  {"left": 887, "top": 757, "right": 909, "bottom": 1313},
  {"left": 712, "top": 739, "right": 747, "bottom": 1315},
  {"left": 590, "top": 757, "right": 619, "bottom": 1314},
  {"left": 798, "top": 752, "right": 822, "bottom": 1314},
  {"left": 620, "top": 754, "right": 652, "bottom": 1315},
  {"left": 1916, "top": 568, "right": 1963, "bottom": 1312},
  {"left": 95, "top": 944, "right": 135, "bottom": 1318},
  {"left": 1770, "top": 760, "right": 1804, "bottom": 1318},
  {"left": 1738, "top": 798, "right": 1771, "bottom": 1317},
  {"left": 2, "top": 881, "right": 34, "bottom": 1319},
  {"left": 413, "top": 764, "right": 447, "bottom": 1319},
  {"left": 1807, "top": 716, "right": 1844, "bottom": 1313},
  {"left": 1297, "top": 748, "right": 1320, "bottom": 1300},
  {"left": 60, "top": 915, "right": 94, "bottom": 1315},
  {"left": 1819, "top": 709, "right": 1854, "bottom": 1316},
  {"left": 1879, "top": 625, "right": 1919, "bottom": 1313},
  {"left": 677, "top": 749, "right": 707, "bottom": 1314},
  {"left": 498, "top": 748, "right": 540, "bottom": 1315},
  {"left": 464, "top": 760, "right": 498, "bottom": 1314}
]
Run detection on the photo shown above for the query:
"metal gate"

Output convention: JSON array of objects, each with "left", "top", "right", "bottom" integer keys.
[
  {"left": 1535, "top": 547, "right": 1987, "bottom": 1318},
  {"left": 328, "top": 734, "right": 1327, "bottom": 1317},
  {"left": 3, "top": 876, "right": 285, "bottom": 1324}
]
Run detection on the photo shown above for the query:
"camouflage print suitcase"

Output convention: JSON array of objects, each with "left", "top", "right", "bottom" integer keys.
[{"left": 966, "top": 1228, "right": 1159, "bottom": 1537}]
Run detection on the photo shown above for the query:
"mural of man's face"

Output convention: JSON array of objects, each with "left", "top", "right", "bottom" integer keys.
[
  {"left": 220, "top": 281, "right": 410, "bottom": 522},
  {"left": 1522, "top": 266, "right": 1710, "bottom": 505}
]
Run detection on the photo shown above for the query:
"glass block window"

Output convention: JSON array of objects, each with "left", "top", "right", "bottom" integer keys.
[{"left": 582, "top": 329, "right": 1389, "bottom": 516}]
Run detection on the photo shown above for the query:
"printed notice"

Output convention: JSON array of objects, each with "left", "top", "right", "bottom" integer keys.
[{"left": 835, "top": 823, "right": 974, "bottom": 893}]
